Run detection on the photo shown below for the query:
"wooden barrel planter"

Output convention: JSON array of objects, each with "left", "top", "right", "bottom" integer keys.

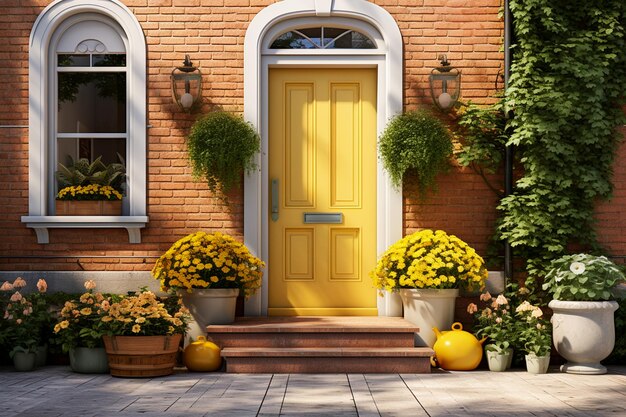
[{"left": 102, "top": 334, "right": 182, "bottom": 378}]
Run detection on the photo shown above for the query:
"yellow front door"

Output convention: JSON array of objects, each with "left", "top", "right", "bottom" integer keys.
[{"left": 268, "top": 68, "right": 377, "bottom": 316}]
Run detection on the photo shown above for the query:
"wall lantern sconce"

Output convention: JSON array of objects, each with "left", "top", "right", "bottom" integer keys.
[
  {"left": 429, "top": 55, "right": 461, "bottom": 112},
  {"left": 171, "top": 55, "right": 202, "bottom": 112}
]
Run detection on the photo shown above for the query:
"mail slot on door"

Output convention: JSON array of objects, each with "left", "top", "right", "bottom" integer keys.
[{"left": 303, "top": 213, "right": 343, "bottom": 224}]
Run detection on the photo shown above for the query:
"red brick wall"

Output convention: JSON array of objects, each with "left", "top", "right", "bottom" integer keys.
[{"left": 10, "top": 0, "right": 615, "bottom": 274}]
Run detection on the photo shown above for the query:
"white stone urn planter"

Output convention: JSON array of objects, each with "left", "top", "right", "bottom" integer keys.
[{"left": 549, "top": 299, "right": 619, "bottom": 375}]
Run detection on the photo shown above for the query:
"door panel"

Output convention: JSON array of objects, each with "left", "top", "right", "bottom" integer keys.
[{"left": 269, "top": 68, "right": 377, "bottom": 316}]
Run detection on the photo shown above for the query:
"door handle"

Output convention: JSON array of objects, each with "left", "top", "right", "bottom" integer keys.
[{"left": 271, "top": 179, "right": 279, "bottom": 222}]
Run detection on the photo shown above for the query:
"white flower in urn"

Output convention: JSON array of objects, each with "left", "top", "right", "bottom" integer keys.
[{"left": 569, "top": 261, "right": 586, "bottom": 275}]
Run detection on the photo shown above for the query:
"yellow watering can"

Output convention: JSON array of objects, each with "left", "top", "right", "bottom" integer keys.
[{"left": 431, "top": 322, "right": 486, "bottom": 371}]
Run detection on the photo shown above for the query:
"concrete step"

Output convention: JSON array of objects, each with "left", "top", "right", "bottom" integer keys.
[
  {"left": 205, "top": 316, "right": 433, "bottom": 373},
  {"left": 206, "top": 316, "right": 420, "bottom": 348},
  {"left": 221, "top": 347, "right": 433, "bottom": 373}
]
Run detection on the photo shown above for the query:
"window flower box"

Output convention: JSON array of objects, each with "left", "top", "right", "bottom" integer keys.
[{"left": 55, "top": 200, "right": 122, "bottom": 216}]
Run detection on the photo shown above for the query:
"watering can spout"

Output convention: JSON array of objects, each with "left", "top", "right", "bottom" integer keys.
[{"left": 432, "top": 326, "right": 443, "bottom": 340}]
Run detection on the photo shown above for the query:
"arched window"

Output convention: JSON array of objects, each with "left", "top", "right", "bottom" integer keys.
[
  {"left": 54, "top": 17, "right": 128, "bottom": 198},
  {"left": 23, "top": 0, "right": 147, "bottom": 244},
  {"left": 270, "top": 27, "right": 376, "bottom": 49}
]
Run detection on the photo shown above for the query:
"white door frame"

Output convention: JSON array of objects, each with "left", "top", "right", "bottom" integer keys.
[{"left": 243, "top": 0, "right": 404, "bottom": 316}]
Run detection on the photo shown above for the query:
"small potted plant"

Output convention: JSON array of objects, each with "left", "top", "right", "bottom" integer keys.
[
  {"left": 186, "top": 110, "right": 260, "bottom": 199},
  {"left": 543, "top": 253, "right": 623, "bottom": 374},
  {"left": 99, "top": 288, "right": 190, "bottom": 377},
  {"left": 152, "top": 231, "right": 265, "bottom": 327},
  {"left": 1, "top": 277, "right": 45, "bottom": 371},
  {"left": 53, "top": 280, "right": 115, "bottom": 373},
  {"left": 515, "top": 301, "right": 552, "bottom": 374},
  {"left": 371, "top": 229, "right": 487, "bottom": 346},
  {"left": 467, "top": 292, "right": 515, "bottom": 371},
  {"left": 55, "top": 155, "right": 125, "bottom": 215}
]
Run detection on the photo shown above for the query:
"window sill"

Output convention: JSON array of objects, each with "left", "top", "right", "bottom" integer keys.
[{"left": 21, "top": 216, "right": 149, "bottom": 244}]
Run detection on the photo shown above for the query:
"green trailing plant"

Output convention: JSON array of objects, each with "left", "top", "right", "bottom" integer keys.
[
  {"left": 378, "top": 110, "right": 453, "bottom": 198},
  {"left": 455, "top": 97, "right": 510, "bottom": 198},
  {"left": 56, "top": 154, "right": 126, "bottom": 193},
  {"left": 186, "top": 111, "right": 260, "bottom": 197},
  {"left": 496, "top": 1, "right": 626, "bottom": 281}
]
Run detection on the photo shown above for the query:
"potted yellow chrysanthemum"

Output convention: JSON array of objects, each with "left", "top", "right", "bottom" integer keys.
[
  {"left": 371, "top": 229, "right": 487, "bottom": 347},
  {"left": 151, "top": 231, "right": 264, "bottom": 328}
]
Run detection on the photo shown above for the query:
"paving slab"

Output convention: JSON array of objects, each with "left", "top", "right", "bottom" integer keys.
[{"left": 0, "top": 365, "right": 624, "bottom": 417}]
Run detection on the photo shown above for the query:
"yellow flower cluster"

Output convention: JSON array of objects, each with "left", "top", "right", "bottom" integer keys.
[
  {"left": 56, "top": 184, "right": 122, "bottom": 201},
  {"left": 99, "top": 290, "right": 189, "bottom": 336},
  {"left": 371, "top": 229, "right": 487, "bottom": 292},
  {"left": 152, "top": 231, "right": 264, "bottom": 297}
]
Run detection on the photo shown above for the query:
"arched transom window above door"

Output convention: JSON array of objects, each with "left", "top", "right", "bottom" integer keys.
[
  {"left": 261, "top": 17, "right": 385, "bottom": 55},
  {"left": 270, "top": 26, "right": 376, "bottom": 49}
]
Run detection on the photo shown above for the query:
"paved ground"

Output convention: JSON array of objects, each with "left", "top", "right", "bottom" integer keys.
[{"left": 0, "top": 366, "right": 625, "bottom": 417}]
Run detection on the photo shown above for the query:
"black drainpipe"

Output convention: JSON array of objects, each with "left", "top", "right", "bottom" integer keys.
[{"left": 503, "top": 0, "right": 514, "bottom": 286}]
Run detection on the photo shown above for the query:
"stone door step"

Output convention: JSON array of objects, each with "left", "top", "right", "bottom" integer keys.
[
  {"left": 221, "top": 347, "right": 433, "bottom": 373},
  {"left": 206, "top": 316, "right": 433, "bottom": 373}
]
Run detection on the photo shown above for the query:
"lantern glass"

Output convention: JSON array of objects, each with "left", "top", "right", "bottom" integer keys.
[
  {"left": 429, "top": 67, "right": 461, "bottom": 111},
  {"left": 171, "top": 67, "right": 202, "bottom": 112}
]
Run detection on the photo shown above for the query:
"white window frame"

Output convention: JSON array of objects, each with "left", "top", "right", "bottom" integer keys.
[
  {"left": 22, "top": 0, "right": 148, "bottom": 244},
  {"left": 243, "top": 0, "right": 404, "bottom": 317}
]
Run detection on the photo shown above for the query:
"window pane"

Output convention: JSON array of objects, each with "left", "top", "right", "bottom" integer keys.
[
  {"left": 270, "top": 31, "right": 317, "bottom": 49},
  {"left": 58, "top": 138, "right": 126, "bottom": 166},
  {"left": 58, "top": 54, "right": 90, "bottom": 67},
  {"left": 93, "top": 54, "right": 126, "bottom": 67},
  {"left": 323, "top": 28, "right": 349, "bottom": 47},
  {"left": 57, "top": 137, "right": 127, "bottom": 192},
  {"left": 58, "top": 72, "right": 126, "bottom": 133},
  {"left": 350, "top": 31, "right": 376, "bottom": 49},
  {"left": 297, "top": 28, "right": 322, "bottom": 48}
]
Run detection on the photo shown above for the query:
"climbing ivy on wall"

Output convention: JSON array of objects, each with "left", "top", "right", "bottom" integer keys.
[{"left": 499, "top": 0, "right": 626, "bottom": 279}]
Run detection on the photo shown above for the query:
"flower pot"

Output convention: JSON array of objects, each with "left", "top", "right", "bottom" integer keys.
[
  {"left": 103, "top": 334, "right": 182, "bottom": 378},
  {"left": 56, "top": 200, "right": 122, "bottom": 216},
  {"left": 525, "top": 353, "right": 550, "bottom": 374},
  {"left": 399, "top": 288, "right": 459, "bottom": 347},
  {"left": 70, "top": 347, "right": 109, "bottom": 374},
  {"left": 485, "top": 348, "right": 513, "bottom": 372},
  {"left": 549, "top": 299, "right": 618, "bottom": 375},
  {"left": 13, "top": 351, "right": 37, "bottom": 372},
  {"left": 180, "top": 288, "right": 239, "bottom": 328},
  {"left": 35, "top": 345, "right": 47, "bottom": 367}
]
